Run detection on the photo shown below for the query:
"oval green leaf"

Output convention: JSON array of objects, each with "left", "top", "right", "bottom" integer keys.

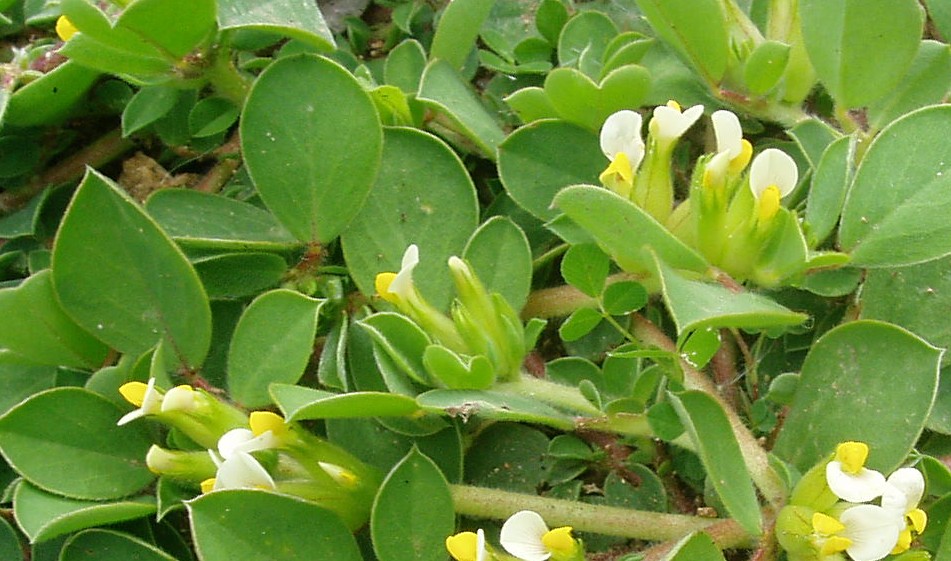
[
  {"left": 370, "top": 448, "right": 455, "bottom": 561},
  {"left": 463, "top": 216, "right": 532, "bottom": 311},
  {"left": 839, "top": 105, "right": 951, "bottom": 267},
  {"left": 189, "top": 490, "right": 362, "bottom": 561},
  {"left": 241, "top": 54, "right": 383, "bottom": 243},
  {"left": 227, "top": 289, "right": 323, "bottom": 408},
  {"left": 270, "top": 384, "right": 421, "bottom": 421},
  {"left": 13, "top": 482, "right": 155, "bottom": 543},
  {"left": 773, "top": 320, "right": 941, "bottom": 473},
  {"left": 635, "top": 0, "right": 729, "bottom": 84},
  {"left": 341, "top": 127, "right": 478, "bottom": 310},
  {"left": 218, "top": 0, "right": 334, "bottom": 50},
  {"left": 799, "top": 0, "right": 924, "bottom": 108},
  {"left": 0, "top": 270, "right": 109, "bottom": 368},
  {"left": 52, "top": 169, "right": 211, "bottom": 368},
  {"left": 498, "top": 120, "right": 603, "bottom": 221},
  {"left": 0, "top": 388, "right": 154, "bottom": 500},
  {"left": 61, "top": 529, "right": 177, "bottom": 561}
]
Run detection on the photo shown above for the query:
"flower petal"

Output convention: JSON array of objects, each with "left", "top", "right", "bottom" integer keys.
[
  {"left": 500, "top": 510, "right": 552, "bottom": 561},
  {"left": 161, "top": 385, "right": 197, "bottom": 413},
  {"left": 840, "top": 504, "right": 904, "bottom": 561},
  {"left": 651, "top": 104, "right": 704, "bottom": 144},
  {"left": 711, "top": 110, "right": 742, "bottom": 159},
  {"left": 388, "top": 244, "right": 420, "bottom": 298},
  {"left": 883, "top": 467, "right": 924, "bottom": 513},
  {"left": 213, "top": 451, "right": 276, "bottom": 491},
  {"left": 826, "top": 461, "right": 887, "bottom": 503},
  {"left": 600, "top": 110, "right": 644, "bottom": 168},
  {"left": 749, "top": 148, "right": 798, "bottom": 199}
]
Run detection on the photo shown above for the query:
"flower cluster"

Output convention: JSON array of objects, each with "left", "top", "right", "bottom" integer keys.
[
  {"left": 116, "top": 378, "right": 381, "bottom": 530},
  {"left": 778, "top": 442, "right": 927, "bottom": 561},
  {"left": 446, "top": 510, "right": 584, "bottom": 561},
  {"left": 374, "top": 245, "right": 545, "bottom": 388},
  {"left": 598, "top": 104, "right": 805, "bottom": 286}
]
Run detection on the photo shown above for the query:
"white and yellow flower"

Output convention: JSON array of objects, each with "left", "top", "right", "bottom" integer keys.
[
  {"left": 201, "top": 450, "right": 276, "bottom": 493},
  {"left": 649, "top": 101, "right": 704, "bottom": 149},
  {"left": 812, "top": 508, "right": 904, "bottom": 561},
  {"left": 881, "top": 467, "right": 927, "bottom": 554},
  {"left": 703, "top": 110, "right": 753, "bottom": 188},
  {"left": 500, "top": 510, "right": 581, "bottom": 561},
  {"left": 598, "top": 110, "right": 644, "bottom": 197},
  {"left": 376, "top": 244, "right": 419, "bottom": 304},
  {"left": 749, "top": 147, "right": 798, "bottom": 224},
  {"left": 446, "top": 528, "right": 489, "bottom": 561},
  {"left": 825, "top": 441, "right": 887, "bottom": 503}
]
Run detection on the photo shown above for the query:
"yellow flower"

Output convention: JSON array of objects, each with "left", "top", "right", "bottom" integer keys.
[
  {"left": 811, "top": 507, "right": 903, "bottom": 561},
  {"left": 446, "top": 529, "right": 488, "bottom": 561},
  {"left": 598, "top": 110, "right": 644, "bottom": 197}
]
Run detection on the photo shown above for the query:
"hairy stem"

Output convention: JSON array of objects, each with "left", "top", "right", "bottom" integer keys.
[{"left": 451, "top": 484, "right": 754, "bottom": 548}]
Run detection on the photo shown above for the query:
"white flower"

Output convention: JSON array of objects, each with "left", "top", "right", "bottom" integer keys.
[
  {"left": 881, "top": 468, "right": 927, "bottom": 553},
  {"left": 205, "top": 450, "right": 276, "bottom": 492},
  {"left": 216, "top": 428, "right": 279, "bottom": 460},
  {"left": 704, "top": 110, "right": 752, "bottom": 184},
  {"left": 161, "top": 385, "right": 198, "bottom": 413},
  {"left": 825, "top": 441, "right": 887, "bottom": 503},
  {"left": 650, "top": 101, "right": 704, "bottom": 146},
  {"left": 599, "top": 110, "right": 645, "bottom": 171},
  {"left": 749, "top": 148, "right": 798, "bottom": 200},
  {"left": 117, "top": 378, "right": 163, "bottom": 425},
  {"left": 445, "top": 528, "right": 488, "bottom": 561},
  {"left": 813, "top": 508, "right": 905, "bottom": 561},
  {"left": 500, "top": 510, "right": 578, "bottom": 561}
]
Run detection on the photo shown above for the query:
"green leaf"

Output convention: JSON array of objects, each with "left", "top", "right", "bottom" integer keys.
[
  {"left": 601, "top": 280, "right": 648, "bottom": 315},
  {"left": 805, "top": 136, "right": 854, "bottom": 247},
  {"left": 635, "top": 0, "right": 729, "bottom": 84},
  {"left": 0, "top": 270, "right": 109, "bottom": 368},
  {"left": 498, "top": 120, "right": 603, "bottom": 221},
  {"left": 926, "top": 0, "right": 951, "bottom": 42},
  {"left": 556, "top": 10, "right": 617, "bottom": 77},
  {"left": 227, "top": 289, "right": 323, "bottom": 408},
  {"left": 463, "top": 217, "right": 532, "bottom": 311},
  {"left": 430, "top": 0, "right": 495, "bottom": 70},
  {"left": 544, "top": 65, "right": 651, "bottom": 130},
  {"left": 188, "top": 97, "right": 239, "bottom": 138},
  {"left": 799, "top": 0, "right": 924, "bottom": 108},
  {"left": 0, "top": 517, "right": 21, "bottom": 561},
  {"left": 504, "top": 87, "right": 560, "bottom": 123},
  {"left": 341, "top": 127, "right": 478, "bottom": 310},
  {"left": 385, "top": 39, "right": 427, "bottom": 94},
  {"left": 555, "top": 185, "right": 709, "bottom": 274},
  {"left": 652, "top": 255, "right": 807, "bottom": 335},
  {"left": 189, "top": 490, "right": 362, "bottom": 561},
  {"left": 464, "top": 423, "right": 549, "bottom": 492},
  {"left": 4, "top": 61, "right": 100, "bottom": 127},
  {"left": 535, "top": 0, "right": 568, "bottom": 45},
  {"left": 669, "top": 391, "right": 761, "bottom": 536},
  {"left": 193, "top": 253, "right": 288, "bottom": 299},
  {"left": 13, "top": 482, "right": 155, "bottom": 543},
  {"left": 559, "top": 307, "right": 603, "bottom": 342},
  {"left": 119, "top": 0, "right": 216, "bottom": 58},
  {"left": 145, "top": 189, "right": 298, "bottom": 251},
  {"left": 561, "top": 243, "right": 610, "bottom": 297},
  {"left": 217, "top": 0, "right": 334, "bottom": 50},
  {"left": 743, "top": 40, "right": 790, "bottom": 95},
  {"left": 61, "top": 529, "right": 178, "bottom": 561},
  {"left": 417, "top": 60, "right": 506, "bottom": 159},
  {"left": 51, "top": 169, "right": 211, "bottom": 368},
  {"left": 358, "top": 312, "right": 433, "bottom": 388},
  {"left": 662, "top": 532, "right": 727, "bottom": 561},
  {"left": 417, "top": 389, "right": 575, "bottom": 429},
  {"left": 868, "top": 40, "right": 951, "bottom": 131},
  {"left": 270, "top": 384, "right": 421, "bottom": 421},
  {"left": 241, "top": 54, "right": 383, "bottom": 243},
  {"left": 0, "top": 355, "right": 57, "bottom": 415},
  {"left": 860, "top": 256, "right": 951, "bottom": 367},
  {"left": 123, "top": 86, "right": 181, "bottom": 137},
  {"left": 774, "top": 320, "right": 942, "bottom": 473},
  {"left": 371, "top": 448, "right": 455, "bottom": 561},
  {"left": 839, "top": 105, "right": 951, "bottom": 267},
  {"left": 677, "top": 328, "right": 720, "bottom": 370},
  {"left": 0, "top": 388, "right": 154, "bottom": 500},
  {"left": 422, "top": 345, "right": 495, "bottom": 390}
]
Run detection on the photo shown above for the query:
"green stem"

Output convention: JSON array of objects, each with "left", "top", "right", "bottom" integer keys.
[
  {"left": 451, "top": 485, "right": 754, "bottom": 548},
  {"left": 206, "top": 47, "right": 251, "bottom": 106},
  {"left": 521, "top": 273, "right": 646, "bottom": 319},
  {"left": 631, "top": 315, "right": 787, "bottom": 508},
  {"left": 496, "top": 374, "right": 602, "bottom": 417}
]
